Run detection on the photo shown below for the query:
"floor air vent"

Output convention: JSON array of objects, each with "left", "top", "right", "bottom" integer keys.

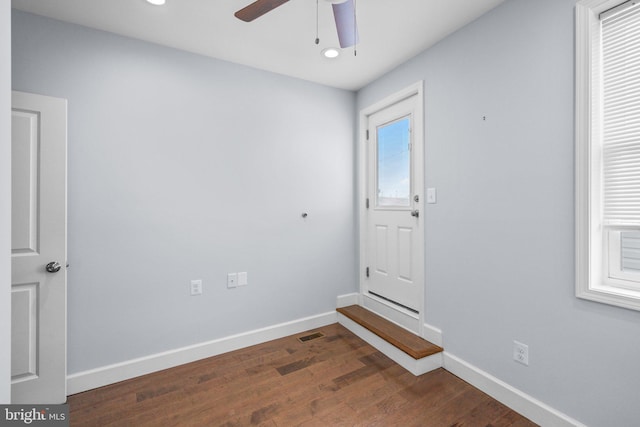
[{"left": 297, "top": 332, "right": 325, "bottom": 343}]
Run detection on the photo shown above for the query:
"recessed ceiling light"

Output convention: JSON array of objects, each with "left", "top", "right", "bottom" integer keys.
[
  {"left": 322, "top": 48, "right": 340, "bottom": 59},
  {"left": 146, "top": 0, "right": 166, "bottom": 5}
]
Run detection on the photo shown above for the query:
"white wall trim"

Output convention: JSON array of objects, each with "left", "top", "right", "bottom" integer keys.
[
  {"left": 421, "top": 322, "right": 442, "bottom": 347},
  {"left": 443, "top": 352, "right": 586, "bottom": 427},
  {"left": 336, "top": 292, "right": 359, "bottom": 307},
  {"left": 67, "top": 311, "right": 336, "bottom": 395},
  {"left": 0, "top": 0, "right": 11, "bottom": 404},
  {"left": 337, "top": 312, "right": 442, "bottom": 376}
]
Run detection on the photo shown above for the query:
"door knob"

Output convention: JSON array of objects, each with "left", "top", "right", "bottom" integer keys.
[
  {"left": 46, "top": 261, "right": 62, "bottom": 273},
  {"left": 411, "top": 210, "right": 419, "bottom": 218}
]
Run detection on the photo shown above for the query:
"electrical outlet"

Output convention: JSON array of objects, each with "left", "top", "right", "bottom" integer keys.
[
  {"left": 227, "top": 273, "right": 238, "bottom": 288},
  {"left": 513, "top": 341, "right": 529, "bottom": 366},
  {"left": 190, "top": 279, "right": 202, "bottom": 296}
]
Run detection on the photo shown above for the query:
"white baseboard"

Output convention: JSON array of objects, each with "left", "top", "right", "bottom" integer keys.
[
  {"left": 67, "top": 311, "right": 337, "bottom": 395},
  {"left": 422, "top": 322, "right": 442, "bottom": 347},
  {"left": 336, "top": 292, "right": 359, "bottom": 307},
  {"left": 337, "top": 312, "right": 442, "bottom": 376},
  {"left": 443, "top": 352, "right": 586, "bottom": 427}
]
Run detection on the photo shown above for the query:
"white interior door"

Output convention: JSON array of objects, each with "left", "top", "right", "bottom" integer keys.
[
  {"left": 11, "top": 91, "right": 67, "bottom": 404},
  {"left": 364, "top": 92, "right": 423, "bottom": 314}
]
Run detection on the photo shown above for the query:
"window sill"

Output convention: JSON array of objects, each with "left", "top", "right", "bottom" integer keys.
[{"left": 577, "top": 283, "right": 640, "bottom": 311}]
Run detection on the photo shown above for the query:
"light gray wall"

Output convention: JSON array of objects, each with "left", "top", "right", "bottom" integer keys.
[
  {"left": 1, "top": 0, "right": 11, "bottom": 404},
  {"left": 12, "top": 10, "right": 357, "bottom": 375},
  {"left": 358, "top": 0, "right": 640, "bottom": 425}
]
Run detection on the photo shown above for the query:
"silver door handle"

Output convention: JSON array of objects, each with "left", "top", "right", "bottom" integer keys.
[
  {"left": 411, "top": 210, "right": 419, "bottom": 218},
  {"left": 46, "top": 261, "right": 62, "bottom": 273}
]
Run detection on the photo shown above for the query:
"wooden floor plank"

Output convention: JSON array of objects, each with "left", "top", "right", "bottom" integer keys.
[{"left": 68, "top": 323, "right": 536, "bottom": 426}]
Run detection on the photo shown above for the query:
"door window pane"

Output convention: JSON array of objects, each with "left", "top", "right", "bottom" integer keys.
[{"left": 377, "top": 117, "right": 410, "bottom": 207}]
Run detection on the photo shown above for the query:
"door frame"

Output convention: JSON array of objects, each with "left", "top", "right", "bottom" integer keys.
[{"left": 358, "top": 81, "right": 425, "bottom": 334}]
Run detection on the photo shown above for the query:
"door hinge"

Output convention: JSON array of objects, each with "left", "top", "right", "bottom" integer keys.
[
  {"left": 366, "top": 267, "right": 370, "bottom": 278},
  {"left": 366, "top": 130, "right": 369, "bottom": 140},
  {"left": 366, "top": 198, "right": 370, "bottom": 209}
]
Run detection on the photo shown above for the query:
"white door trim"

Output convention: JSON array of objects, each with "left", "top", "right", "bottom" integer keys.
[{"left": 358, "top": 81, "right": 425, "bottom": 334}]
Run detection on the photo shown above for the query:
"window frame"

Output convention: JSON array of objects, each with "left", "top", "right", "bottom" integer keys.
[{"left": 576, "top": 0, "right": 640, "bottom": 311}]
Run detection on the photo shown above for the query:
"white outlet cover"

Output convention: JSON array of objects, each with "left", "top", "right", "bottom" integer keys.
[
  {"left": 513, "top": 340, "right": 529, "bottom": 366},
  {"left": 227, "top": 273, "right": 238, "bottom": 288}
]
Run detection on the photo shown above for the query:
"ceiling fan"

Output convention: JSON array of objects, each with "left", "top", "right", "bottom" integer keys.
[{"left": 234, "top": 0, "right": 359, "bottom": 48}]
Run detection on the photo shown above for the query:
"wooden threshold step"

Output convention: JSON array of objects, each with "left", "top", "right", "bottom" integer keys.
[{"left": 337, "top": 305, "right": 443, "bottom": 360}]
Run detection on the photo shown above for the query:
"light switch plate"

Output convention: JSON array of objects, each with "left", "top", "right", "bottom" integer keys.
[
  {"left": 238, "top": 272, "right": 248, "bottom": 286},
  {"left": 190, "top": 279, "right": 202, "bottom": 296},
  {"left": 426, "top": 188, "right": 437, "bottom": 204}
]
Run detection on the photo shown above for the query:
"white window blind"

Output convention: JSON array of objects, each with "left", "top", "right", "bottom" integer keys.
[{"left": 602, "top": 1, "right": 640, "bottom": 226}]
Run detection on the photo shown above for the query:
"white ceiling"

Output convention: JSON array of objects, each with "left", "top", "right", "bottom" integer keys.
[{"left": 11, "top": 0, "right": 506, "bottom": 91}]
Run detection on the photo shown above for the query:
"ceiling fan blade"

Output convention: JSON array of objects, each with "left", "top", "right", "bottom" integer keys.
[
  {"left": 332, "top": 0, "right": 358, "bottom": 48},
  {"left": 235, "top": 0, "right": 290, "bottom": 22}
]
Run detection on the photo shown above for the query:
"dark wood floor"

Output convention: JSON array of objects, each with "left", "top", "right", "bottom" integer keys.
[{"left": 68, "top": 323, "right": 537, "bottom": 426}]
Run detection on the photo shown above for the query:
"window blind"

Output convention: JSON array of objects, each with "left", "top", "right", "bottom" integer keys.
[{"left": 602, "top": 1, "right": 640, "bottom": 225}]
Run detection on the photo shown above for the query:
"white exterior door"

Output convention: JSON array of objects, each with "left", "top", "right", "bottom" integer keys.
[
  {"left": 11, "top": 91, "right": 67, "bottom": 404},
  {"left": 364, "top": 91, "right": 424, "bottom": 314}
]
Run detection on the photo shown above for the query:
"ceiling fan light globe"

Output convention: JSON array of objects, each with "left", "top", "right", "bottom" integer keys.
[{"left": 322, "top": 48, "right": 340, "bottom": 58}]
